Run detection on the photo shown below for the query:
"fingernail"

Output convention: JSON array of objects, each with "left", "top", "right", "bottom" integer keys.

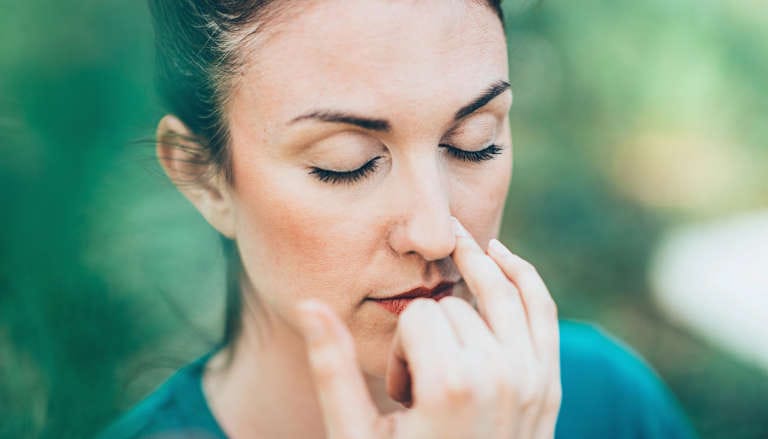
[
  {"left": 488, "top": 238, "right": 507, "bottom": 255},
  {"left": 451, "top": 216, "right": 469, "bottom": 237},
  {"left": 297, "top": 301, "right": 327, "bottom": 343}
]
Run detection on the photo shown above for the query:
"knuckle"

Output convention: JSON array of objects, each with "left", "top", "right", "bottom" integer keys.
[
  {"left": 310, "top": 349, "right": 344, "bottom": 383},
  {"left": 544, "top": 386, "right": 563, "bottom": 414},
  {"left": 486, "top": 355, "right": 516, "bottom": 398},
  {"left": 516, "top": 386, "right": 540, "bottom": 412},
  {"left": 427, "top": 372, "right": 476, "bottom": 407},
  {"left": 513, "top": 371, "right": 545, "bottom": 412},
  {"left": 496, "top": 370, "right": 517, "bottom": 399},
  {"left": 442, "top": 377, "right": 475, "bottom": 405}
]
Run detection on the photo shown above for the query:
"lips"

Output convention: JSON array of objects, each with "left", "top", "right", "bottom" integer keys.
[{"left": 369, "top": 281, "right": 455, "bottom": 315}]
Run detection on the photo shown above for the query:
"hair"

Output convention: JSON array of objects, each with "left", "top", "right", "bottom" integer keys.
[{"left": 148, "top": 0, "right": 505, "bottom": 349}]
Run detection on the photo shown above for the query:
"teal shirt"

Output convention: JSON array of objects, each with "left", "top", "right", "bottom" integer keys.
[{"left": 99, "top": 321, "right": 698, "bottom": 438}]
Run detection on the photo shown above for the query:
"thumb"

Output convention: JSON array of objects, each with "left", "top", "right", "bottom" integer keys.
[{"left": 297, "top": 300, "right": 380, "bottom": 438}]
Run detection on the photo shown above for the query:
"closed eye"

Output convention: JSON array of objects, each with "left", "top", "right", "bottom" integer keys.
[
  {"left": 440, "top": 143, "right": 504, "bottom": 162},
  {"left": 308, "top": 143, "right": 503, "bottom": 185},
  {"left": 308, "top": 156, "right": 382, "bottom": 185}
]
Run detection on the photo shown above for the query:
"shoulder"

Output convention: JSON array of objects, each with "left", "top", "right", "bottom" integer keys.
[
  {"left": 556, "top": 320, "right": 697, "bottom": 439},
  {"left": 97, "top": 353, "right": 224, "bottom": 439}
]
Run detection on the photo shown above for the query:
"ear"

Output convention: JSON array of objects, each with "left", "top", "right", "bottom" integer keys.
[{"left": 156, "top": 114, "right": 237, "bottom": 239}]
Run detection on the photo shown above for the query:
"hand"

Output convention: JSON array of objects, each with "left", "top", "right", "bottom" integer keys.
[{"left": 296, "top": 216, "right": 561, "bottom": 438}]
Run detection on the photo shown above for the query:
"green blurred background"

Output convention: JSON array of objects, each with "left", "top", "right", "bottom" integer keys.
[{"left": 1, "top": 1, "right": 766, "bottom": 438}]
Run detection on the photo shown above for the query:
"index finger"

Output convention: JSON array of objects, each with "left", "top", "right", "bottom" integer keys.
[{"left": 449, "top": 216, "right": 529, "bottom": 347}]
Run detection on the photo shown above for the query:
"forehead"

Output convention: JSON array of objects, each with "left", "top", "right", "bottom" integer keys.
[{"left": 229, "top": 0, "right": 508, "bottom": 136}]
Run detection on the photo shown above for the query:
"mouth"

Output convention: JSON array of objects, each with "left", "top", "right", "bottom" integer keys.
[{"left": 368, "top": 281, "right": 455, "bottom": 315}]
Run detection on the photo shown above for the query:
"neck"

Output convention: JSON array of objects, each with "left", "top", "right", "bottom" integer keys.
[{"left": 202, "top": 304, "right": 400, "bottom": 438}]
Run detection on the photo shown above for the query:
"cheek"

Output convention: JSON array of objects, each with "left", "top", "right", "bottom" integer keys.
[
  {"left": 452, "top": 149, "right": 513, "bottom": 243},
  {"left": 230, "top": 161, "right": 378, "bottom": 318}
]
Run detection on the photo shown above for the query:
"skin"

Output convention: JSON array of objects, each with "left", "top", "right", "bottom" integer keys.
[{"left": 156, "top": 1, "right": 561, "bottom": 437}]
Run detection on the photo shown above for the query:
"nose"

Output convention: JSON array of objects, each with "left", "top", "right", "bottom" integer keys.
[{"left": 387, "top": 152, "right": 456, "bottom": 262}]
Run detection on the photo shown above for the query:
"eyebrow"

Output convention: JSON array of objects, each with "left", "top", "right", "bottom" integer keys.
[
  {"left": 454, "top": 80, "right": 511, "bottom": 120},
  {"left": 290, "top": 111, "right": 391, "bottom": 132},
  {"left": 289, "top": 79, "right": 511, "bottom": 132}
]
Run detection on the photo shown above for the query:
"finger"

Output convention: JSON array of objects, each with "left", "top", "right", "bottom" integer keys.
[
  {"left": 389, "top": 299, "right": 464, "bottom": 407},
  {"left": 486, "top": 239, "right": 559, "bottom": 361},
  {"left": 485, "top": 242, "right": 562, "bottom": 439},
  {"left": 450, "top": 216, "right": 530, "bottom": 347},
  {"left": 438, "top": 297, "right": 506, "bottom": 404},
  {"left": 385, "top": 348, "right": 412, "bottom": 407},
  {"left": 297, "top": 300, "right": 379, "bottom": 438},
  {"left": 437, "top": 297, "right": 496, "bottom": 350}
]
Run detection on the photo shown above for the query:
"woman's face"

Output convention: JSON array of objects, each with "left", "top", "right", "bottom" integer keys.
[{"left": 225, "top": 0, "right": 512, "bottom": 376}]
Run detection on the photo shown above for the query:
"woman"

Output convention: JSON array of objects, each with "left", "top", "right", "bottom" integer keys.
[{"left": 101, "top": 1, "right": 696, "bottom": 438}]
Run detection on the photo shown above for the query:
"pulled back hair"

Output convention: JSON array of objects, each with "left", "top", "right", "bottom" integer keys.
[{"left": 148, "top": 0, "right": 505, "bottom": 348}]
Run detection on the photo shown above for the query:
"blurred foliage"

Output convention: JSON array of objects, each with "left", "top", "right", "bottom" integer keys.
[{"left": 1, "top": 1, "right": 766, "bottom": 438}]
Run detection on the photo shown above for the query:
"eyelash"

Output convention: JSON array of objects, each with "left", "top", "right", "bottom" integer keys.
[
  {"left": 439, "top": 143, "right": 503, "bottom": 162},
  {"left": 309, "top": 156, "right": 383, "bottom": 185},
  {"left": 309, "top": 144, "right": 503, "bottom": 185}
]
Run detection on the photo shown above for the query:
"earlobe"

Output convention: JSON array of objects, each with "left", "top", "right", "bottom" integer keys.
[{"left": 156, "top": 114, "right": 237, "bottom": 239}]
